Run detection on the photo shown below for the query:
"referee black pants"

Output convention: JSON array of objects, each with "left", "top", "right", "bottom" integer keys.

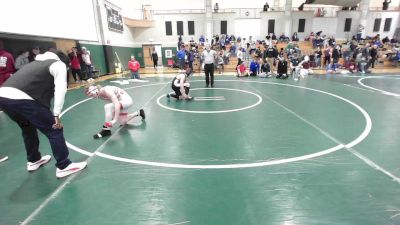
[{"left": 204, "top": 63, "right": 214, "bottom": 87}]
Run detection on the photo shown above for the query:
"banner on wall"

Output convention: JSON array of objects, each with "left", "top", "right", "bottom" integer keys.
[{"left": 105, "top": 1, "right": 123, "bottom": 33}]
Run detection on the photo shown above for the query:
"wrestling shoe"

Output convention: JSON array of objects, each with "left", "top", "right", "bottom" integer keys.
[
  {"left": 0, "top": 155, "right": 8, "bottom": 163},
  {"left": 93, "top": 129, "right": 111, "bottom": 139},
  {"left": 27, "top": 155, "right": 51, "bottom": 171},
  {"left": 56, "top": 162, "right": 87, "bottom": 178},
  {"left": 139, "top": 109, "right": 146, "bottom": 120}
]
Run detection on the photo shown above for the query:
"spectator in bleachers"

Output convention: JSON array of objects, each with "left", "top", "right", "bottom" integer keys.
[
  {"left": 263, "top": 2, "right": 270, "bottom": 12},
  {"left": 297, "top": 56, "right": 313, "bottom": 79},
  {"left": 237, "top": 47, "right": 243, "bottom": 66},
  {"left": 362, "top": 43, "right": 371, "bottom": 59},
  {"left": 342, "top": 47, "right": 352, "bottom": 66},
  {"left": 214, "top": 3, "right": 219, "bottom": 13},
  {"left": 249, "top": 40, "right": 256, "bottom": 54},
  {"left": 236, "top": 61, "right": 249, "bottom": 77},
  {"left": 332, "top": 45, "right": 341, "bottom": 65},
  {"left": 390, "top": 38, "right": 398, "bottom": 47},
  {"left": 224, "top": 35, "right": 230, "bottom": 45},
  {"left": 389, "top": 47, "right": 399, "bottom": 66},
  {"left": 259, "top": 59, "right": 271, "bottom": 77},
  {"left": 324, "top": 46, "right": 332, "bottom": 67},
  {"left": 189, "top": 37, "right": 195, "bottom": 48},
  {"left": 176, "top": 46, "right": 186, "bottom": 70},
  {"left": 28, "top": 46, "right": 40, "bottom": 62},
  {"left": 276, "top": 56, "right": 288, "bottom": 79},
  {"left": 249, "top": 58, "right": 260, "bottom": 76},
  {"left": 187, "top": 48, "right": 195, "bottom": 71},
  {"left": 0, "top": 40, "right": 16, "bottom": 86},
  {"left": 285, "top": 41, "right": 295, "bottom": 53},
  {"left": 314, "top": 46, "right": 322, "bottom": 68},
  {"left": 264, "top": 35, "right": 272, "bottom": 47},
  {"left": 14, "top": 50, "right": 30, "bottom": 70},
  {"left": 316, "top": 8, "right": 325, "bottom": 17},
  {"left": 271, "top": 33, "right": 277, "bottom": 41},
  {"left": 254, "top": 46, "right": 262, "bottom": 58},
  {"left": 292, "top": 32, "right": 299, "bottom": 42},
  {"left": 382, "top": 36, "right": 390, "bottom": 45},
  {"left": 264, "top": 44, "right": 278, "bottom": 74},
  {"left": 382, "top": 0, "right": 391, "bottom": 10},
  {"left": 357, "top": 25, "right": 364, "bottom": 41},
  {"left": 199, "top": 35, "right": 205, "bottom": 46},
  {"left": 216, "top": 52, "right": 224, "bottom": 74},
  {"left": 358, "top": 56, "right": 370, "bottom": 74},
  {"left": 343, "top": 58, "right": 357, "bottom": 73},
  {"left": 369, "top": 45, "right": 378, "bottom": 68},
  {"left": 223, "top": 49, "right": 230, "bottom": 65},
  {"left": 289, "top": 53, "right": 300, "bottom": 79},
  {"left": 229, "top": 44, "right": 237, "bottom": 56},
  {"left": 298, "top": 2, "right": 305, "bottom": 11},
  {"left": 279, "top": 33, "right": 289, "bottom": 43}
]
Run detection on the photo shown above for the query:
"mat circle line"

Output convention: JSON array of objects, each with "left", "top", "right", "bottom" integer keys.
[
  {"left": 157, "top": 87, "right": 263, "bottom": 113},
  {"left": 61, "top": 80, "right": 372, "bottom": 169}
]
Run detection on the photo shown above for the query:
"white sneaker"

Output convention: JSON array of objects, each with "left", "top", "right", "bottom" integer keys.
[
  {"left": 56, "top": 162, "right": 87, "bottom": 178},
  {"left": 0, "top": 155, "right": 8, "bottom": 163},
  {"left": 27, "top": 155, "right": 51, "bottom": 171}
]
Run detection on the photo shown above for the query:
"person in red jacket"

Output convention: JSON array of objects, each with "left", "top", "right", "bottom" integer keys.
[
  {"left": 0, "top": 39, "right": 16, "bottom": 86},
  {"left": 128, "top": 55, "right": 140, "bottom": 79},
  {"left": 68, "top": 47, "right": 83, "bottom": 82}
]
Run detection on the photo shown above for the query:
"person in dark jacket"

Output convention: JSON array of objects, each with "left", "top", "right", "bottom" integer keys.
[
  {"left": 151, "top": 48, "right": 158, "bottom": 70},
  {"left": 383, "top": 0, "right": 391, "bottom": 10},
  {"left": 276, "top": 56, "right": 288, "bottom": 79},
  {"left": 0, "top": 50, "right": 87, "bottom": 178},
  {"left": 369, "top": 45, "right": 378, "bottom": 68}
]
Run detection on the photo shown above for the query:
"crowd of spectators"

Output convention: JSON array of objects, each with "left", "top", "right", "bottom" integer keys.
[{"left": 173, "top": 29, "right": 399, "bottom": 78}]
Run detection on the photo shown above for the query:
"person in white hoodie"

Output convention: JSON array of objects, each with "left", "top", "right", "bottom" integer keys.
[
  {"left": 0, "top": 50, "right": 87, "bottom": 178},
  {"left": 81, "top": 47, "right": 94, "bottom": 82}
]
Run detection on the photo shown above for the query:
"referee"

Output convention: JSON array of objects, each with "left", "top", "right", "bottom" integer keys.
[{"left": 201, "top": 44, "right": 217, "bottom": 87}]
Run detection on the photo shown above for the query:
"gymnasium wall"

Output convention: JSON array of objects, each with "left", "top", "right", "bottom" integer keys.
[
  {"left": 260, "top": 12, "right": 286, "bottom": 38},
  {"left": 291, "top": 11, "right": 315, "bottom": 39},
  {"left": 366, "top": 11, "right": 400, "bottom": 38},
  {"left": 212, "top": 13, "right": 236, "bottom": 36},
  {"left": 335, "top": 11, "right": 361, "bottom": 40},
  {"left": 161, "top": 47, "right": 178, "bottom": 66},
  {"left": 131, "top": 14, "right": 206, "bottom": 47}
]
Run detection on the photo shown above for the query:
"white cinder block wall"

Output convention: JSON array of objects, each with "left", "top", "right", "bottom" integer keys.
[{"left": 127, "top": 10, "right": 399, "bottom": 46}]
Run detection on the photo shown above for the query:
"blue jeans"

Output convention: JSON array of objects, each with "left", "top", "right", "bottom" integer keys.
[
  {"left": 130, "top": 71, "right": 139, "bottom": 79},
  {"left": 178, "top": 58, "right": 185, "bottom": 69},
  {"left": 86, "top": 64, "right": 93, "bottom": 79},
  {"left": 0, "top": 98, "right": 72, "bottom": 169}
]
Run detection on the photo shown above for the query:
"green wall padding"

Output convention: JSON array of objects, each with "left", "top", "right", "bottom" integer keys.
[
  {"left": 112, "top": 46, "right": 144, "bottom": 70},
  {"left": 161, "top": 47, "right": 177, "bottom": 66}
]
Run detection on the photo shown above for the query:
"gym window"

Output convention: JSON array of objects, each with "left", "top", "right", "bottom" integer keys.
[
  {"left": 188, "top": 21, "right": 195, "bottom": 35},
  {"left": 165, "top": 21, "right": 172, "bottom": 36},
  {"left": 177, "top": 21, "right": 184, "bottom": 35}
]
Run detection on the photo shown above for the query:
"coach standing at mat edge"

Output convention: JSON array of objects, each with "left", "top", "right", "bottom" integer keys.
[
  {"left": 202, "top": 44, "right": 217, "bottom": 87},
  {"left": 0, "top": 50, "right": 87, "bottom": 178}
]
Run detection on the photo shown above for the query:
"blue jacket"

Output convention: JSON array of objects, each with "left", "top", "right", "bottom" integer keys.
[
  {"left": 250, "top": 61, "right": 260, "bottom": 73},
  {"left": 177, "top": 50, "right": 186, "bottom": 60}
]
